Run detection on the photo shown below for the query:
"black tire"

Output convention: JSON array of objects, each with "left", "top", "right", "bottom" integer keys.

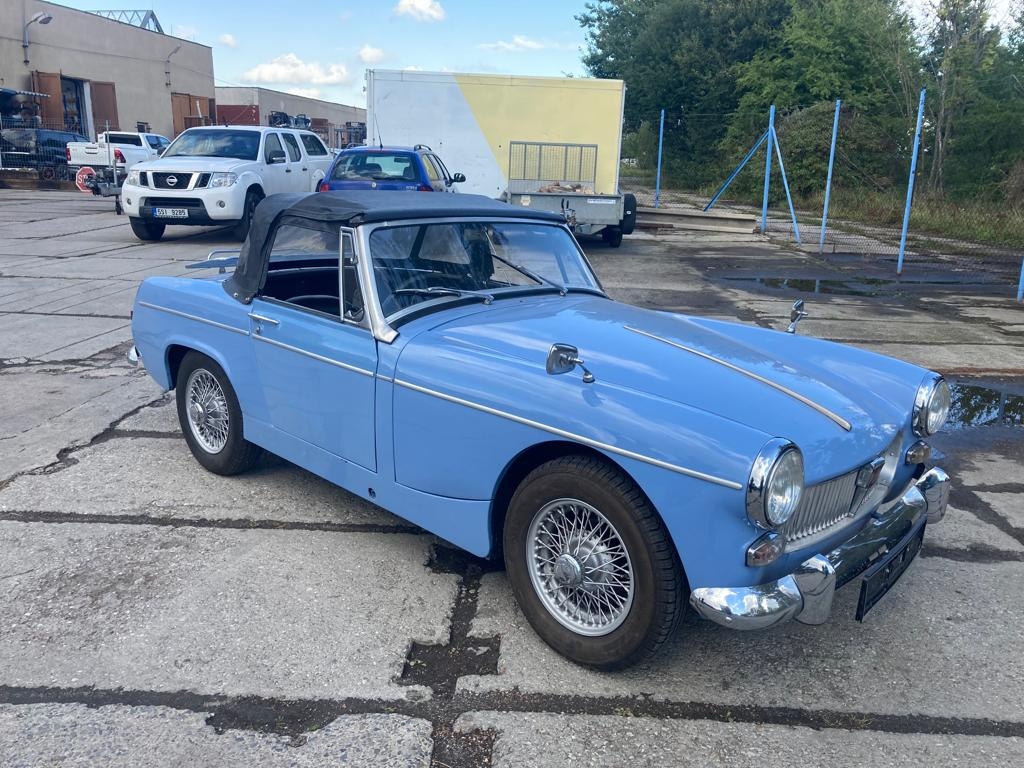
[
  {"left": 232, "top": 189, "right": 262, "bottom": 242},
  {"left": 601, "top": 226, "right": 624, "bottom": 248},
  {"left": 620, "top": 193, "right": 637, "bottom": 235},
  {"left": 129, "top": 217, "right": 165, "bottom": 241},
  {"left": 175, "top": 351, "right": 262, "bottom": 476},
  {"left": 503, "top": 455, "right": 685, "bottom": 669}
]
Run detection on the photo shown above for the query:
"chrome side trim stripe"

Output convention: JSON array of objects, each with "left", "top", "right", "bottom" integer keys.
[
  {"left": 624, "top": 325, "right": 853, "bottom": 432},
  {"left": 138, "top": 301, "right": 249, "bottom": 336},
  {"left": 393, "top": 378, "right": 743, "bottom": 490},
  {"left": 252, "top": 334, "right": 375, "bottom": 377}
]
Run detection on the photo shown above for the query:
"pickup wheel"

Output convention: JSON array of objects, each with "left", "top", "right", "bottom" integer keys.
[
  {"left": 232, "top": 189, "right": 262, "bottom": 242},
  {"left": 601, "top": 226, "right": 624, "bottom": 247},
  {"left": 504, "top": 455, "right": 685, "bottom": 669},
  {"left": 175, "top": 351, "right": 262, "bottom": 475},
  {"left": 129, "top": 217, "right": 165, "bottom": 241}
]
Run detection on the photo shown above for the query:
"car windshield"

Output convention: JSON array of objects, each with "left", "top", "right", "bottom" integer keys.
[
  {"left": 369, "top": 221, "right": 600, "bottom": 318},
  {"left": 332, "top": 152, "right": 416, "bottom": 181},
  {"left": 162, "top": 129, "right": 261, "bottom": 160}
]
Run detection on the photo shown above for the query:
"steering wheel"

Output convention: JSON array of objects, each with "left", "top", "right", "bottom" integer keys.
[{"left": 379, "top": 274, "right": 433, "bottom": 317}]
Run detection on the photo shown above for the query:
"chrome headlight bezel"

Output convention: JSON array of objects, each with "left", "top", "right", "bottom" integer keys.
[
  {"left": 747, "top": 439, "right": 805, "bottom": 530},
  {"left": 912, "top": 375, "right": 951, "bottom": 437},
  {"left": 208, "top": 172, "right": 238, "bottom": 188},
  {"left": 126, "top": 169, "right": 141, "bottom": 186}
]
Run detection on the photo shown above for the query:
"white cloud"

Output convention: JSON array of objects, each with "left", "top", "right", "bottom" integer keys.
[
  {"left": 394, "top": 0, "right": 445, "bottom": 22},
  {"left": 285, "top": 87, "right": 322, "bottom": 99},
  {"left": 479, "top": 36, "right": 580, "bottom": 52},
  {"left": 359, "top": 44, "right": 384, "bottom": 64},
  {"left": 480, "top": 35, "right": 544, "bottom": 52},
  {"left": 403, "top": 65, "right": 423, "bottom": 71},
  {"left": 241, "top": 53, "right": 349, "bottom": 85},
  {"left": 218, "top": 33, "right": 238, "bottom": 48},
  {"left": 172, "top": 24, "right": 198, "bottom": 40}
]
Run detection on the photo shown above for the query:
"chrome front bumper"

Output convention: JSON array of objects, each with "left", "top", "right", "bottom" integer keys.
[
  {"left": 127, "top": 345, "right": 140, "bottom": 366},
  {"left": 690, "top": 467, "right": 950, "bottom": 630}
]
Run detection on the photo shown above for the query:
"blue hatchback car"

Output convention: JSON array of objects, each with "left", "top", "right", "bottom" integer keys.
[
  {"left": 128, "top": 191, "right": 951, "bottom": 670},
  {"left": 319, "top": 144, "right": 465, "bottom": 193}
]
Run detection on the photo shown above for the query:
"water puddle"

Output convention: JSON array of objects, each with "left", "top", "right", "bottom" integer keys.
[{"left": 944, "top": 382, "right": 1024, "bottom": 431}]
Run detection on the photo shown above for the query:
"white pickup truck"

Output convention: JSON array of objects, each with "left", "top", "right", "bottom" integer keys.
[
  {"left": 66, "top": 131, "right": 170, "bottom": 172},
  {"left": 121, "top": 125, "right": 334, "bottom": 242}
]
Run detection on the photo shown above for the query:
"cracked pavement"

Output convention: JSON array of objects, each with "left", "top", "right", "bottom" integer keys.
[{"left": 0, "top": 190, "right": 1022, "bottom": 766}]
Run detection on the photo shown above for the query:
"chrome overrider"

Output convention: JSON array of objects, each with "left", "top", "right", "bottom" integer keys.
[{"left": 690, "top": 467, "right": 950, "bottom": 630}]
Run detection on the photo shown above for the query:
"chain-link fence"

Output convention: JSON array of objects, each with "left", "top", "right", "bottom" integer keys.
[
  {"left": 620, "top": 101, "right": 1024, "bottom": 288},
  {"left": 0, "top": 116, "right": 90, "bottom": 180}
]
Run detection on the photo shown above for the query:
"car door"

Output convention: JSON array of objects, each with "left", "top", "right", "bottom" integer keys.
[
  {"left": 260, "top": 132, "right": 290, "bottom": 194},
  {"left": 421, "top": 153, "right": 446, "bottom": 192},
  {"left": 280, "top": 132, "right": 309, "bottom": 192},
  {"left": 247, "top": 225, "right": 378, "bottom": 471},
  {"left": 429, "top": 154, "right": 457, "bottom": 193}
]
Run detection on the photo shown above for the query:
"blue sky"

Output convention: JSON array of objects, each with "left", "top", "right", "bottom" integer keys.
[{"left": 61, "top": 0, "right": 593, "bottom": 107}]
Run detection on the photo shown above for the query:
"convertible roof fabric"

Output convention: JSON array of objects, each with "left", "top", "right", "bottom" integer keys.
[{"left": 224, "top": 191, "right": 563, "bottom": 303}]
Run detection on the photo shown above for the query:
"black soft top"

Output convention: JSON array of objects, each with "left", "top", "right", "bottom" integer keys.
[{"left": 224, "top": 191, "right": 563, "bottom": 303}]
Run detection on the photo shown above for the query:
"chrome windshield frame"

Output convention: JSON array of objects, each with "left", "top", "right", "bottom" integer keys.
[{"left": 354, "top": 217, "right": 606, "bottom": 344}]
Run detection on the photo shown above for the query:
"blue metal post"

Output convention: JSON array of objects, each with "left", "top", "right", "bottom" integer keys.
[
  {"left": 771, "top": 127, "right": 801, "bottom": 243},
  {"left": 654, "top": 109, "right": 665, "bottom": 208},
  {"left": 819, "top": 99, "right": 841, "bottom": 253},
  {"left": 761, "top": 104, "right": 775, "bottom": 234},
  {"left": 704, "top": 130, "right": 769, "bottom": 212},
  {"left": 1017, "top": 257, "right": 1024, "bottom": 302},
  {"left": 897, "top": 89, "right": 926, "bottom": 275}
]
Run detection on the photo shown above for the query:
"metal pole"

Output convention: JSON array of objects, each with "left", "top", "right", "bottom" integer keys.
[
  {"left": 654, "top": 109, "right": 665, "bottom": 208},
  {"left": 761, "top": 104, "right": 775, "bottom": 234},
  {"left": 704, "top": 130, "right": 769, "bottom": 211},
  {"left": 1017, "top": 257, "right": 1024, "bottom": 302},
  {"left": 819, "top": 99, "right": 841, "bottom": 253},
  {"left": 898, "top": 88, "right": 926, "bottom": 275},
  {"left": 772, "top": 127, "right": 801, "bottom": 243},
  {"left": 0, "top": 113, "right": 4, "bottom": 170}
]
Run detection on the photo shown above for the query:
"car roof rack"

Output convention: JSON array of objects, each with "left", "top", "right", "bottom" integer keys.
[{"left": 413, "top": 144, "right": 433, "bottom": 152}]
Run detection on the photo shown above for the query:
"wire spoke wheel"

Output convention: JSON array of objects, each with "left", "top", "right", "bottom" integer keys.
[
  {"left": 527, "top": 497, "right": 635, "bottom": 636},
  {"left": 185, "top": 368, "right": 230, "bottom": 454}
]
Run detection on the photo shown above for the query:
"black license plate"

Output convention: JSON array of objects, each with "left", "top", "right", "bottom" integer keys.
[{"left": 856, "top": 518, "right": 926, "bottom": 621}]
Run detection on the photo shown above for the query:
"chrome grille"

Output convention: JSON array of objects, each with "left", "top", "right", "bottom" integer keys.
[{"left": 782, "top": 469, "right": 859, "bottom": 544}]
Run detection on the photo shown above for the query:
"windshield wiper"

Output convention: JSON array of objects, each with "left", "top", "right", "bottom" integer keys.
[
  {"left": 488, "top": 252, "right": 567, "bottom": 295},
  {"left": 392, "top": 286, "right": 494, "bottom": 304}
]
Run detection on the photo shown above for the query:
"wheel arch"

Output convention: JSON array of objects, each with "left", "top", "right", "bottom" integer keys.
[
  {"left": 164, "top": 341, "right": 235, "bottom": 390},
  {"left": 489, "top": 440, "right": 663, "bottom": 560}
]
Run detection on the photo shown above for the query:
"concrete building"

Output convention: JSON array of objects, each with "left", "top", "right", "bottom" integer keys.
[
  {"left": 216, "top": 86, "right": 366, "bottom": 148},
  {"left": 0, "top": 0, "right": 214, "bottom": 139}
]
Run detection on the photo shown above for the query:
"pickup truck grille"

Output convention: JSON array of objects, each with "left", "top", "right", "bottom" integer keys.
[
  {"left": 151, "top": 172, "right": 195, "bottom": 189},
  {"left": 781, "top": 469, "right": 859, "bottom": 544}
]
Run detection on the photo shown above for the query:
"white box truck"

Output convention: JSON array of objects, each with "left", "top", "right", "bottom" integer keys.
[{"left": 365, "top": 69, "right": 636, "bottom": 246}]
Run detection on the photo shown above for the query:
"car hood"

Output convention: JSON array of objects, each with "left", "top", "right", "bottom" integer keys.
[
  {"left": 421, "top": 295, "right": 926, "bottom": 480},
  {"left": 133, "top": 156, "right": 250, "bottom": 173}
]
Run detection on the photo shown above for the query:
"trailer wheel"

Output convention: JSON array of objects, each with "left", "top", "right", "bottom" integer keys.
[
  {"left": 602, "top": 226, "right": 623, "bottom": 248},
  {"left": 620, "top": 193, "right": 637, "bottom": 235}
]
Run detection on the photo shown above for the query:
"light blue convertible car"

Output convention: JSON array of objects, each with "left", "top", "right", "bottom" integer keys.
[{"left": 129, "top": 192, "right": 951, "bottom": 668}]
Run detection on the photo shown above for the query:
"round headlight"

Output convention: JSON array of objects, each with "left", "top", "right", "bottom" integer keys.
[
  {"left": 913, "top": 376, "right": 951, "bottom": 436},
  {"left": 747, "top": 440, "right": 805, "bottom": 529}
]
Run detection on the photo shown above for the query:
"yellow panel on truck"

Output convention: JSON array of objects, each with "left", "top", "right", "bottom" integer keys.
[{"left": 450, "top": 74, "right": 624, "bottom": 196}]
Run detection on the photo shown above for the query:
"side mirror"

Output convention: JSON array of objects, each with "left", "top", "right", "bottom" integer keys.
[
  {"left": 267, "top": 150, "right": 287, "bottom": 164},
  {"left": 786, "top": 299, "right": 808, "bottom": 334},
  {"left": 452, "top": 172, "right": 466, "bottom": 183},
  {"left": 546, "top": 343, "right": 595, "bottom": 384}
]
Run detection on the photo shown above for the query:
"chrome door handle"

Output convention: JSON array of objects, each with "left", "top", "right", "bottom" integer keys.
[
  {"left": 302, "top": 167, "right": 307, "bottom": 171},
  {"left": 285, "top": 169, "right": 292, "bottom": 173},
  {"left": 248, "top": 313, "right": 280, "bottom": 327}
]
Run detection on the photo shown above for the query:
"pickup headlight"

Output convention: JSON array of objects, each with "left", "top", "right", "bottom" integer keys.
[
  {"left": 747, "top": 439, "right": 804, "bottom": 529},
  {"left": 208, "top": 172, "right": 238, "bottom": 188},
  {"left": 126, "top": 169, "right": 141, "bottom": 186},
  {"left": 913, "top": 375, "right": 951, "bottom": 436}
]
